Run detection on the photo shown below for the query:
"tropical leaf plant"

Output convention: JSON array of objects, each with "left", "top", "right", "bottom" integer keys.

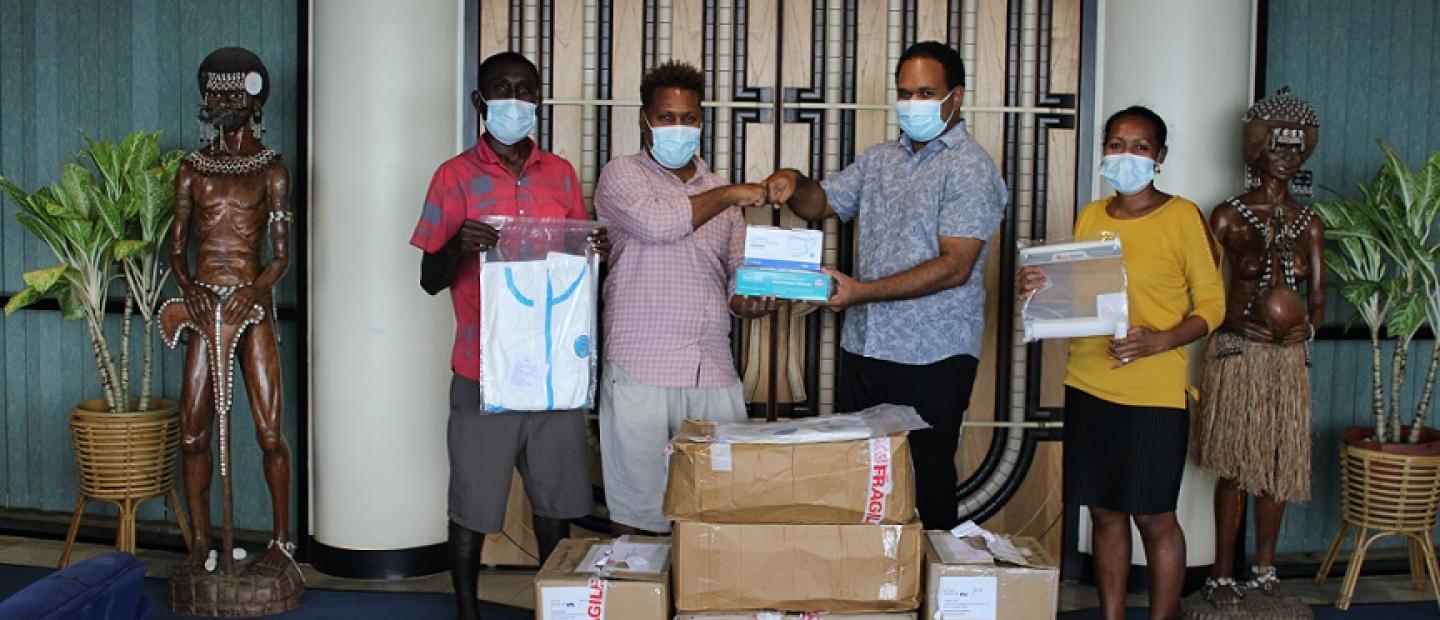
[
  {"left": 2, "top": 130, "right": 183, "bottom": 412},
  {"left": 1315, "top": 139, "right": 1440, "bottom": 443}
]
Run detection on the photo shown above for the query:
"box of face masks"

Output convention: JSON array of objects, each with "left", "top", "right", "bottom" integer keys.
[
  {"left": 735, "top": 267, "right": 832, "bottom": 302},
  {"left": 743, "top": 225, "right": 824, "bottom": 271},
  {"left": 737, "top": 226, "right": 830, "bottom": 301}
]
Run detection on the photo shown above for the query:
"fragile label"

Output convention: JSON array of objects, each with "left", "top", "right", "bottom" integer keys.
[
  {"left": 539, "top": 585, "right": 589, "bottom": 620},
  {"left": 585, "top": 577, "right": 607, "bottom": 619},
  {"left": 863, "top": 437, "right": 892, "bottom": 524},
  {"left": 937, "top": 575, "right": 998, "bottom": 619},
  {"left": 710, "top": 442, "right": 733, "bottom": 471}
]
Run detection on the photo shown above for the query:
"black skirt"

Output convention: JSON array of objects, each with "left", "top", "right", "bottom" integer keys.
[{"left": 1062, "top": 386, "right": 1188, "bottom": 515}]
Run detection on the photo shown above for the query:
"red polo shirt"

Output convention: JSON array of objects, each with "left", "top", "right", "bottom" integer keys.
[{"left": 411, "top": 138, "right": 589, "bottom": 381}]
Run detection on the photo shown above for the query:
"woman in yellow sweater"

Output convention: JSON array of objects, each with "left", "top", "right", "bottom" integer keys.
[{"left": 1019, "top": 106, "right": 1225, "bottom": 620}]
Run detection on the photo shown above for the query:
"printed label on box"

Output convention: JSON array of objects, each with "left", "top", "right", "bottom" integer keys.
[
  {"left": 710, "top": 442, "right": 733, "bottom": 471},
  {"left": 937, "top": 575, "right": 998, "bottom": 620},
  {"left": 540, "top": 586, "right": 589, "bottom": 620}
]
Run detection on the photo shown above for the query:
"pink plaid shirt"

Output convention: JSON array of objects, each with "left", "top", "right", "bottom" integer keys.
[
  {"left": 411, "top": 139, "right": 589, "bottom": 381},
  {"left": 595, "top": 152, "right": 745, "bottom": 388}
]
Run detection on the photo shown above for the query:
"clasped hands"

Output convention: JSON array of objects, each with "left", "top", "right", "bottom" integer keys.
[{"left": 727, "top": 169, "right": 861, "bottom": 315}]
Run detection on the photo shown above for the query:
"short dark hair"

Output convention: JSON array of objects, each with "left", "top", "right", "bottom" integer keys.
[
  {"left": 1104, "top": 105, "right": 1168, "bottom": 148},
  {"left": 640, "top": 61, "right": 705, "bottom": 109},
  {"left": 197, "top": 47, "right": 270, "bottom": 105},
  {"left": 477, "top": 51, "right": 540, "bottom": 95},
  {"left": 896, "top": 41, "right": 966, "bottom": 90}
]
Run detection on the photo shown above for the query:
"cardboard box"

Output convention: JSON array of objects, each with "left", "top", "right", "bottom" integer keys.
[
  {"left": 535, "top": 537, "right": 671, "bottom": 620},
  {"left": 673, "top": 521, "right": 924, "bottom": 613},
  {"left": 675, "top": 613, "right": 917, "bottom": 619},
  {"left": 922, "top": 533, "right": 1059, "bottom": 620},
  {"left": 735, "top": 267, "right": 832, "bottom": 302},
  {"left": 665, "top": 425, "right": 915, "bottom": 525},
  {"left": 743, "top": 225, "right": 824, "bottom": 271}
]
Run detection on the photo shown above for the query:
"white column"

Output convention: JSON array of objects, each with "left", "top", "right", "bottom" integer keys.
[
  {"left": 309, "top": 0, "right": 464, "bottom": 573},
  {"left": 1078, "top": 0, "right": 1257, "bottom": 568}
]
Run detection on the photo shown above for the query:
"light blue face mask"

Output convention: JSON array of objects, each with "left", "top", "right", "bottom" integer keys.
[
  {"left": 645, "top": 118, "right": 701, "bottom": 169},
  {"left": 896, "top": 90, "right": 956, "bottom": 143},
  {"left": 1099, "top": 153, "right": 1157, "bottom": 195},
  {"left": 481, "top": 96, "right": 536, "bottom": 146}
]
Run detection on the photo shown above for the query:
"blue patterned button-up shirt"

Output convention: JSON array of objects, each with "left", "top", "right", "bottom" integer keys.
[{"left": 820, "top": 121, "right": 1008, "bottom": 364}]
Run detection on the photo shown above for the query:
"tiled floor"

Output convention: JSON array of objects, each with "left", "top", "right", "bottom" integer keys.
[{"left": 3, "top": 534, "right": 1436, "bottom": 613}]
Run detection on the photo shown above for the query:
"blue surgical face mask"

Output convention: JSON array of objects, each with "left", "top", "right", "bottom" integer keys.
[
  {"left": 481, "top": 96, "right": 536, "bottom": 146},
  {"left": 1099, "top": 153, "right": 1157, "bottom": 195},
  {"left": 645, "top": 118, "right": 701, "bottom": 169},
  {"left": 896, "top": 91, "right": 956, "bottom": 143}
]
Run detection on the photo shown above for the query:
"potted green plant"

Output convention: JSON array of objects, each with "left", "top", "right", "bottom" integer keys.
[
  {"left": 1312, "top": 139, "right": 1440, "bottom": 609},
  {"left": 1315, "top": 139, "right": 1440, "bottom": 451},
  {"left": 1, "top": 130, "right": 190, "bottom": 564}
]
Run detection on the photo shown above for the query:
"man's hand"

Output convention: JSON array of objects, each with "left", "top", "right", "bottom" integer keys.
[
  {"left": 457, "top": 219, "right": 500, "bottom": 253},
  {"left": 183, "top": 286, "right": 218, "bottom": 323},
  {"left": 730, "top": 294, "right": 780, "bottom": 319},
  {"left": 588, "top": 227, "right": 611, "bottom": 261},
  {"left": 221, "top": 285, "right": 260, "bottom": 325},
  {"left": 762, "top": 169, "right": 799, "bottom": 203},
  {"left": 728, "top": 183, "right": 770, "bottom": 208},
  {"left": 822, "top": 268, "right": 870, "bottom": 312}
]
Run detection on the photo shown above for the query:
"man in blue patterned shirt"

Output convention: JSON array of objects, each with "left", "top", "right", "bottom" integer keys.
[{"left": 763, "top": 41, "right": 1007, "bottom": 530}]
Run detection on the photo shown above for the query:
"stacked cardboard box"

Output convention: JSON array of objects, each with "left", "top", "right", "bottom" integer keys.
[
  {"left": 534, "top": 537, "right": 672, "bottom": 620},
  {"left": 666, "top": 411, "right": 925, "bottom": 615},
  {"left": 922, "top": 531, "right": 1059, "bottom": 620}
]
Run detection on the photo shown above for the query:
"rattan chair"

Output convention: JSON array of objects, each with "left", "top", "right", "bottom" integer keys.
[{"left": 1314, "top": 443, "right": 1440, "bottom": 610}]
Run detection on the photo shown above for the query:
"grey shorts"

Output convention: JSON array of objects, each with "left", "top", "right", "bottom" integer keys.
[{"left": 448, "top": 374, "right": 593, "bottom": 533}]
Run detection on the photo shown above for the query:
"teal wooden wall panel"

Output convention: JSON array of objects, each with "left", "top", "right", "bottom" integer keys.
[
  {"left": 0, "top": 0, "right": 301, "bottom": 535},
  {"left": 1263, "top": 0, "right": 1440, "bottom": 555}
]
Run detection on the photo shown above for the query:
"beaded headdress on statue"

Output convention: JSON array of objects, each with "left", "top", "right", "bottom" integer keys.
[{"left": 1243, "top": 86, "right": 1319, "bottom": 128}]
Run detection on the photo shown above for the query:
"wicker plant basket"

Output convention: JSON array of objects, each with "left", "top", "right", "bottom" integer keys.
[
  {"left": 59, "top": 398, "right": 189, "bottom": 567},
  {"left": 1314, "top": 437, "right": 1440, "bottom": 610}
]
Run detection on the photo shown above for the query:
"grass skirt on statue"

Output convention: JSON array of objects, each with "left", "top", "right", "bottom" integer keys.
[{"left": 1193, "top": 330, "right": 1312, "bottom": 502}]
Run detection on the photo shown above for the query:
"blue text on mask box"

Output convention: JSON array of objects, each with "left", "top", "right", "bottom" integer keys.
[{"left": 742, "top": 225, "right": 824, "bottom": 271}]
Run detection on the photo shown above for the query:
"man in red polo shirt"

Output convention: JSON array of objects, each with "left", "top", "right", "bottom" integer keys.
[{"left": 412, "top": 51, "right": 604, "bottom": 620}]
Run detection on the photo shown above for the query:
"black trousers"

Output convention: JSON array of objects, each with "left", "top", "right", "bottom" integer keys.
[{"left": 837, "top": 350, "right": 979, "bottom": 530}]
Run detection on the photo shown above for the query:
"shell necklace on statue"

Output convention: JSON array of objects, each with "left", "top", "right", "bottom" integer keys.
[
  {"left": 185, "top": 148, "right": 278, "bottom": 177},
  {"left": 1225, "top": 196, "right": 1312, "bottom": 318}
]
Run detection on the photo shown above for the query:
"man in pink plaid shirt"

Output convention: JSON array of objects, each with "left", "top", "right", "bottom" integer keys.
[{"left": 595, "top": 61, "right": 775, "bottom": 535}]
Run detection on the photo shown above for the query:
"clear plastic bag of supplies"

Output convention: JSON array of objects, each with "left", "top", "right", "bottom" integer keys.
[
  {"left": 705, "top": 404, "right": 931, "bottom": 444},
  {"left": 476, "top": 216, "right": 602, "bottom": 412},
  {"left": 1019, "top": 237, "right": 1129, "bottom": 342}
]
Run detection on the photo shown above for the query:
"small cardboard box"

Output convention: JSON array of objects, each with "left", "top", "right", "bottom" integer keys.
[
  {"left": 743, "top": 225, "right": 824, "bottom": 271},
  {"left": 675, "top": 612, "right": 917, "bottom": 619},
  {"left": 671, "top": 612, "right": 910, "bottom": 618},
  {"left": 673, "top": 521, "right": 924, "bottom": 613},
  {"left": 735, "top": 267, "right": 832, "bottom": 302},
  {"left": 535, "top": 537, "right": 671, "bottom": 620},
  {"left": 922, "top": 533, "right": 1059, "bottom": 620},
  {"left": 665, "top": 422, "right": 915, "bottom": 525}
]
